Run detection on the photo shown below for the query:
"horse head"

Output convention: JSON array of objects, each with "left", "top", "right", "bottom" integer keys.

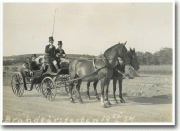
[
  {"left": 128, "top": 47, "right": 140, "bottom": 71},
  {"left": 117, "top": 41, "right": 130, "bottom": 65}
]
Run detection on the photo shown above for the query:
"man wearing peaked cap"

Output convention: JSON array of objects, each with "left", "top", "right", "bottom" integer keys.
[
  {"left": 44, "top": 36, "right": 59, "bottom": 72},
  {"left": 56, "top": 41, "right": 66, "bottom": 58},
  {"left": 55, "top": 41, "right": 68, "bottom": 69}
]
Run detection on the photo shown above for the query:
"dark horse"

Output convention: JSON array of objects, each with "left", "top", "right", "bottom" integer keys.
[
  {"left": 68, "top": 42, "right": 130, "bottom": 108},
  {"left": 86, "top": 48, "right": 139, "bottom": 103}
]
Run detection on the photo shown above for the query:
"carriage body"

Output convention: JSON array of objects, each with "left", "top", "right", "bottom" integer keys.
[{"left": 11, "top": 59, "right": 70, "bottom": 101}]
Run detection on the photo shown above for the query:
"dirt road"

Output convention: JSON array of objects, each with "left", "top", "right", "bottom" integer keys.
[{"left": 3, "top": 75, "right": 173, "bottom": 123}]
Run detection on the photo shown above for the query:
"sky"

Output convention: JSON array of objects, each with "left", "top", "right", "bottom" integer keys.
[{"left": 3, "top": 3, "right": 173, "bottom": 56}]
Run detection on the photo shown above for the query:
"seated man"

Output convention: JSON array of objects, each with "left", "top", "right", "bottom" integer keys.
[
  {"left": 22, "top": 57, "right": 31, "bottom": 71},
  {"left": 31, "top": 55, "right": 44, "bottom": 70},
  {"left": 31, "top": 54, "right": 37, "bottom": 61},
  {"left": 21, "top": 57, "right": 33, "bottom": 78},
  {"left": 55, "top": 41, "right": 68, "bottom": 69}
]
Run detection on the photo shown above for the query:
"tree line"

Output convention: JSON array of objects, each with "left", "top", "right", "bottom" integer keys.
[
  {"left": 136, "top": 47, "right": 172, "bottom": 65},
  {"left": 3, "top": 47, "right": 172, "bottom": 66}
]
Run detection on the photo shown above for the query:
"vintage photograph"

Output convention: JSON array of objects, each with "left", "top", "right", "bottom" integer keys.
[{"left": 2, "top": 2, "right": 174, "bottom": 124}]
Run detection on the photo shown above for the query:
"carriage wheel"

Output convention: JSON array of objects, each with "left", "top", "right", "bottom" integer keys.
[
  {"left": 64, "top": 75, "right": 70, "bottom": 93},
  {"left": 11, "top": 72, "right": 24, "bottom": 97},
  {"left": 34, "top": 84, "right": 42, "bottom": 93},
  {"left": 41, "top": 77, "right": 56, "bottom": 101}
]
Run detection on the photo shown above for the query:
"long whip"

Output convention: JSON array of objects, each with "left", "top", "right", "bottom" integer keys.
[{"left": 52, "top": 8, "right": 59, "bottom": 37}]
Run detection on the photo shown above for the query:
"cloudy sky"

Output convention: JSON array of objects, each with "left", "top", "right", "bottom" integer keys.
[{"left": 3, "top": 3, "right": 173, "bottom": 56}]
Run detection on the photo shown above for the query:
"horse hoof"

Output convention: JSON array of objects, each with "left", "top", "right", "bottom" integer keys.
[
  {"left": 101, "top": 104, "right": 107, "bottom": 108},
  {"left": 120, "top": 99, "right": 125, "bottom": 103},
  {"left": 70, "top": 98, "right": 75, "bottom": 103},
  {"left": 79, "top": 100, "right": 83, "bottom": 104},
  {"left": 115, "top": 100, "right": 118, "bottom": 104},
  {"left": 70, "top": 100, "right": 75, "bottom": 103},
  {"left": 86, "top": 96, "right": 91, "bottom": 100},
  {"left": 96, "top": 97, "right": 100, "bottom": 100},
  {"left": 113, "top": 98, "right": 118, "bottom": 104},
  {"left": 105, "top": 100, "right": 112, "bottom": 106}
]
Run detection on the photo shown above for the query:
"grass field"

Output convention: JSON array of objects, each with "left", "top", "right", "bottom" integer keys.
[{"left": 137, "top": 65, "right": 172, "bottom": 75}]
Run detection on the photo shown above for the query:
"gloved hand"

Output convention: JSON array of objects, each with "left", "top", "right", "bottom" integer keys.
[{"left": 49, "top": 45, "right": 53, "bottom": 49}]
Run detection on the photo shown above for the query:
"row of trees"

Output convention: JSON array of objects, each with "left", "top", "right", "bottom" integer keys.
[
  {"left": 3, "top": 58, "right": 24, "bottom": 66},
  {"left": 3, "top": 47, "right": 172, "bottom": 66},
  {"left": 136, "top": 47, "right": 172, "bottom": 65}
]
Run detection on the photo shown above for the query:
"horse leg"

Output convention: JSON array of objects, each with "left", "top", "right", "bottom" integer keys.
[
  {"left": 93, "top": 81, "right": 100, "bottom": 100},
  {"left": 113, "top": 79, "right": 118, "bottom": 104},
  {"left": 105, "top": 79, "right": 111, "bottom": 106},
  {"left": 119, "top": 79, "right": 125, "bottom": 103},
  {"left": 76, "top": 79, "right": 83, "bottom": 103},
  {"left": 86, "top": 82, "right": 91, "bottom": 100},
  {"left": 100, "top": 79, "right": 107, "bottom": 108},
  {"left": 69, "top": 81, "right": 75, "bottom": 103}
]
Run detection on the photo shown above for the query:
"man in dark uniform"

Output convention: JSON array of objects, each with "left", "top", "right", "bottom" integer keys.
[
  {"left": 55, "top": 41, "right": 67, "bottom": 69},
  {"left": 55, "top": 41, "right": 66, "bottom": 58},
  {"left": 44, "top": 36, "right": 59, "bottom": 71}
]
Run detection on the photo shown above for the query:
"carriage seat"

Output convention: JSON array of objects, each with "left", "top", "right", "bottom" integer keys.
[
  {"left": 31, "top": 61, "right": 41, "bottom": 71},
  {"left": 59, "top": 58, "right": 69, "bottom": 69}
]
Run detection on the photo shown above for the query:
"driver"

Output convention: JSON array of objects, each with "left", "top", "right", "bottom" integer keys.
[{"left": 44, "top": 36, "right": 59, "bottom": 72}]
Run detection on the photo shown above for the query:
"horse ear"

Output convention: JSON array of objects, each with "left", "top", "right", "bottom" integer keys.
[
  {"left": 129, "top": 47, "right": 132, "bottom": 51},
  {"left": 133, "top": 48, "right": 135, "bottom": 52},
  {"left": 124, "top": 41, "right": 127, "bottom": 45}
]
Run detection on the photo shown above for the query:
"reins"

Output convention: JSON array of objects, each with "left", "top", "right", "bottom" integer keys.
[{"left": 68, "top": 65, "right": 107, "bottom": 82}]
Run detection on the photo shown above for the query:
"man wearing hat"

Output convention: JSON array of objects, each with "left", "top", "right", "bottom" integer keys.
[
  {"left": 45, "top": 36, "right": 59, "bottom": 71},
  {"left": 55, "top": 41, "right": 67, "bottom": 69},
  {"left": 56, "top": 41, "right": 66, "bottom": 58}
]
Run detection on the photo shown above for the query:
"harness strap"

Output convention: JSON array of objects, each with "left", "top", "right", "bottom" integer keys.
[
  {"left": 103, "top": 54, "right": 129, "bottom": 76},
  {"left": 102, "top": 55, "right": 114, "bottom": 70},
  {"left": 68, "top": 65, "right": 106, "bottom": 82},
  {"left": 92, "top": 58, "right": 98, "bottom": 70},
  {"left": 114, "top": 68, "right": 128, "bottom": 76},
  {"left": 69, "top": 52, "right": 128, "bottom": 82}
]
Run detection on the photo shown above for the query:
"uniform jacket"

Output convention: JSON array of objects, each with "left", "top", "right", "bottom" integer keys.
[
  {"left": 45, "top": 44, "right": 56, "bottom": 58},
  {"left": 55, "top": 48, "right": 65, "bottom": 57}
]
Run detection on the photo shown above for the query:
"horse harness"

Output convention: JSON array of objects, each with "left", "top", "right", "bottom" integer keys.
[
  {"left": 69, "top": 45, "right": 129, "bottom": 81},
  {"left": 92, "top": 54, "right": 127, "bottom": 76}
]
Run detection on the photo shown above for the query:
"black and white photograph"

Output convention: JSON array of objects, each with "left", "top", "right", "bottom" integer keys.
[{"left": 1, "top": 1, "right": 175, "bottom": 125}]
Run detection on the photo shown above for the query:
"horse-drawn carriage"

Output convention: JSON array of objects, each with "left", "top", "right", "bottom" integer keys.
[
  {"left": 11, "top": 57, "right": 70, "bottom": 101},
  {"left": 11, "top": 42, "right": 139, "bottom": 108}
]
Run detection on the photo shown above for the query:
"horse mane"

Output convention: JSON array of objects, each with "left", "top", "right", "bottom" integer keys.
[{"left": 104, "top": 43, "right": 123, "bottom": 55}]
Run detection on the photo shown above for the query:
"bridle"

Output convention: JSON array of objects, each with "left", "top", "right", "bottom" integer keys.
[{"left": 97, "top": 44, "right": 129, "bottom": 76}]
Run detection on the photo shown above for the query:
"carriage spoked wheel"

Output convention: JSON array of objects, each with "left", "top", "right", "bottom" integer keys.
[
  {"left": 11, "top": 72, "right": 24, "bottom": 97},
  {"left": 41, "top": 77, "right": 57, "bottom": 101},
  {"left": 64, "top": 75, "right": 70, "bottom": 94},
  {"left": 34, "top": 84, "right": 42, "bottom": 93}
]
